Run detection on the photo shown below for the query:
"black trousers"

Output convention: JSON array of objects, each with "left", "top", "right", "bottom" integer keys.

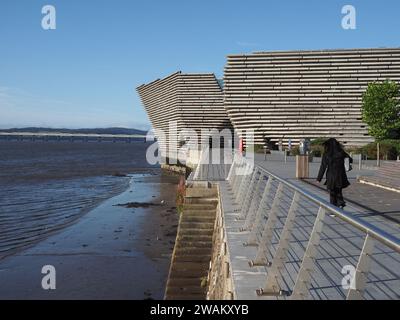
[{"left": 329, "top": 188, "right": 345, "bottom": 207}]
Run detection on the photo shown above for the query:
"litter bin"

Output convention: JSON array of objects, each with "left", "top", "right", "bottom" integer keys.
[{"left": 296, "top": 139, "right": 310, "bottom": 178}]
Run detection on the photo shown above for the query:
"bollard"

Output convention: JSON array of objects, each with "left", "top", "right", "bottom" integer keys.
[
  {"left": 377, "top": 142, "right": 380, "bottom": 167},
  {"left": 359, "top": 154, "right": 362, "bottom": 170}
]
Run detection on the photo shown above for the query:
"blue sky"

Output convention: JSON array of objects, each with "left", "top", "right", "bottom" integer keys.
[{"left": 1, "top": 0, "right": 399, "bottom": 129}]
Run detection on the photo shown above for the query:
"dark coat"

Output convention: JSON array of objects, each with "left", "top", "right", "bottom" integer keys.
[{"left": 317, "top": 151, "right": 352, "bottom": 190}]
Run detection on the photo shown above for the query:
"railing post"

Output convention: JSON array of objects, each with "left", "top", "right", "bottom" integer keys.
[
  {"left": 236, "top": 163, "right": 254, "bottom": 204},
  {"left": 230, "top": 157, "right": 243, "bottom": 191},
  {"left": 256, "top": 192, "right": 301, "bottom": 296},
  {"left": 226, "top": 153, "right": 237, "bottom": 183},
  {"left": 239, "top": 172, "right": 265, "bottom": 225},
  {"left": 290, "top": 207, "right": 326, "bottom": 300},
  {"left": 247, "top": 183, "right": 284, "bottom": 262},
  {"left": 233, "top": 160, "right": 247, "bottom": 197},
  {"left": 235, "top": 162, "right": 249, "bottom": 207},
  {"left": 237, "top": 169, "right": 260, "bottom": 220},
  {"left": 241, "top": 175, "right": 272, "bottom": 232},
  {"left": 346, "top": 233, "right": 375, "bottom": 300},
  {"left": 226, "top": 155, "right": 245, "bottom": 213},
  {"left": 192, "top": 148, "right": 203, "bottom": 181},
  {"left": 231, "top": 158, "right": 245, "bottom": 199}
]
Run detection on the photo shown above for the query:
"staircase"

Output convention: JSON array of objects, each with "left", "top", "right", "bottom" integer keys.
[{"left": 165, "top": 183, "right": 218, "bottom": 300}]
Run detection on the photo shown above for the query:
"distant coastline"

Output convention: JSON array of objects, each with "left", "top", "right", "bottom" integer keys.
[{"left": 0, "top": 127, "right": 148, "bottom": 136}]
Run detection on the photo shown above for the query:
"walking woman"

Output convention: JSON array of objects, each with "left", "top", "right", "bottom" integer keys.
[{"left": 317, "top": 138, "right": 353, "bottom": 208}]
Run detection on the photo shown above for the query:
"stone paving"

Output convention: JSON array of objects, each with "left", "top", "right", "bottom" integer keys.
[
  {"left": 254, "top": 154, "right": 400, "bottom": 234},
  {"left": 304, "top": 179, "right": 400, "bottom": 225},
  {"left": 192, "top": 149, "right": 231, "bottom": 181}
]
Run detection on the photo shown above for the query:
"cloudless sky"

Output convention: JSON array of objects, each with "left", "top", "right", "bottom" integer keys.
[{"left": 0, "top": 0, "right": 399, "bottom": 129}]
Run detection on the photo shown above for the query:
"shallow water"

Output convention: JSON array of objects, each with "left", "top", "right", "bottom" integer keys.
[{"left": 0, "top": 140, "right": 158, "bottom": 259}]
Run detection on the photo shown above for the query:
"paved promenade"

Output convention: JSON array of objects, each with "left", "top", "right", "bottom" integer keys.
[{"left": 254, "top": 154, "right": 400, "bottom": 233}]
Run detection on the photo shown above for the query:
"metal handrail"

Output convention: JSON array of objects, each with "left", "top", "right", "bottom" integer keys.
[
  {"left": 208, "top": 150, "right": 400, "bottom": 298},
  {"left": 250, "top": 164, "right": 400, "bottom": 252}
]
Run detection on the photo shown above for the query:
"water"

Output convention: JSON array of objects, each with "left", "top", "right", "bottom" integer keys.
[{"left": 0, "top": 140, "right": 158, "bottom": 259}]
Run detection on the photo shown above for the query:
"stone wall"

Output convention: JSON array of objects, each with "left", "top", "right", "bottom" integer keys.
[{"left": 206, "top": 184, "right": 234, "bottom": 300}]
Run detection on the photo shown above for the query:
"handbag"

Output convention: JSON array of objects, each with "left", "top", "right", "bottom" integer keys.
[{"left": 344, "top": 157, "right": 352, "bottom": 172}]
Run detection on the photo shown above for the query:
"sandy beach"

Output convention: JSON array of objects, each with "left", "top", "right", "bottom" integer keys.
[{"left": 0, "top": 173, "right": 180, "bottom": 300}]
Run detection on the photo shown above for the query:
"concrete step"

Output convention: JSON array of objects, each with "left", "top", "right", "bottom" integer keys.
[
  {"left": 181, "top": 217, "right": 215, "bottom": 223},
  {"left": 183, "top": 204, "right": 217, "bottom": 211},
  {"left": 173, "top": 247, "right": 212, "bottom": 256},
  {"left": 180, "top": 216, "right": 215, "bottom": 224},
  {"left": 169, "top": 268, "right": 209, "bottom": 278},
  {"left": 165, "top": 286, "right": 207, "bottom": 296},
  {"left": 173, "top": 254, "right": 211, "bottom": 263},
  {"left": 180, "top": 222, "right": 215, "bottom": 229},
  {"left": 186, "top": 187, "right": 218, "bottom": 198},
  {"left": 175, "top": 241, "right": 213, "bottom": 249},
  {"left": 171, "top": 261, "right": 209, "bottom": 271},
  {"left": 178, "top": 229, "right": 214, "bottom": 236},
  {"left": 165, "top": 277, "right": 204, "bottom": 287},
  {"left": 184, "top": 197, "right": 219, "bottom": 205},
  {"left": 182, "top": 209, "right": 216, "bottom": 216},
  {"left": 178, "top": 235, "right": 213, "bottom": 242}
]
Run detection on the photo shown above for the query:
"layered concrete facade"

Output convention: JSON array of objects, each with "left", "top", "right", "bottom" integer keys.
[
  {"left": 224, "top": 48, "right": 400, "bottom": 147},
  {"left": 137, "top": 72, "right": 232, "bottom": 159}
]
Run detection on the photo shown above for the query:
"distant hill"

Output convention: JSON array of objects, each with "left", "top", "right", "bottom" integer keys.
[{"left": 0, "top": 127, "right": 147, "bottom": 135}]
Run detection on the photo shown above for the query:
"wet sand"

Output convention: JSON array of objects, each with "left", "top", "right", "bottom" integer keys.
[
  {"left": 0, "top": 173, "right": 180, "bottom": 300},
  {"left": 0, "top": 175, "right": 131, "bottom": 259}
]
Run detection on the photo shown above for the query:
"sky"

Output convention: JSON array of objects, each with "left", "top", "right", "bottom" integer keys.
[{"left": 0, "top": 0, "right": 399, "bottom": 129}]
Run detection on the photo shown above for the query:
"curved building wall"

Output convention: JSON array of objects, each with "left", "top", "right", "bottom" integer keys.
[
  {"left": 224, "top": 48, "right": 400, "bottom": 147},
  {"left": 137, "top": 71, "right": 232, "bottom": 158}
]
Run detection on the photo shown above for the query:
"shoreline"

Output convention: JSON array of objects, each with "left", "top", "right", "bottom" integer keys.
[
  {"left": 0, "top": 174, "right": 133, "bottom": 261},
  {"left": 0, "top": 172, "right": 181, "bottom": 300}
]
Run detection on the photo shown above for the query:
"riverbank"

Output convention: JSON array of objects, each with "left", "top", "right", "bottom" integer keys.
[{"left": 0, "top": 173, "right": 180, "bottom": 300}]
